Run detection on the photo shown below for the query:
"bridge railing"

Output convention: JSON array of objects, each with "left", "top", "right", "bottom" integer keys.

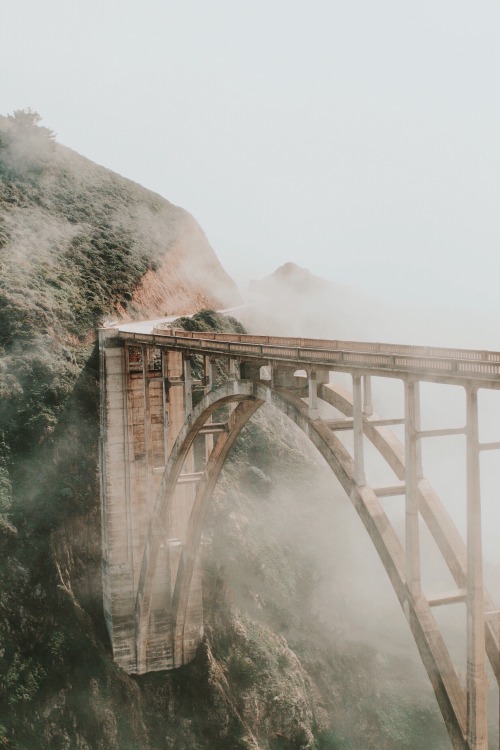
[
  {"left": 154, "top": 327, "right": 500, "bottom": 364},
  {"left": 113, "top": 329, "right": 500, "bottom": 386}
]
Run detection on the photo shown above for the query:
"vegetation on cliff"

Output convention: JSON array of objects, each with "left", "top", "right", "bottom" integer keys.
[{"left": 0, "top": 113, "right": 240, "bottom": 749}]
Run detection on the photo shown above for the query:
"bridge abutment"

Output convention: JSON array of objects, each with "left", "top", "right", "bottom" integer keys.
[{"left": 99, "top": 329, "right": 203, "bottom": 673}]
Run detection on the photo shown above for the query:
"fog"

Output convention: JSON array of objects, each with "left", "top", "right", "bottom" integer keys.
[
  {"left": 3, "top": 2, "right": 500, "bottom": 318},
  {"left": 239, "top": 260, "right": 500, "bottom": 565},
  {"left": 3, "top": 0, "right": 500, "bottom": 740},
  {"left": 231, "top": 263, "right": 500, "bottom": 744}
]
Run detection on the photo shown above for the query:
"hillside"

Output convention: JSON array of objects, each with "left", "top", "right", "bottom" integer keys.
[
  {"left": 0, "top": 110, "right": 238, "bottom": 327},
  {"left": 0, "top": 113, "right": 451, "bottom": 750},
  {"left": 0, "top": 109, "right": 238, "bottom": 507},
  {"left": 0, "top": 112, "right": 246, "bottom": 748}
]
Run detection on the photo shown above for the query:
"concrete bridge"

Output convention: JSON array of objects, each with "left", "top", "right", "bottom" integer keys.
[{"left": 98, "top": 323, "right": 500, "bottom": 750}]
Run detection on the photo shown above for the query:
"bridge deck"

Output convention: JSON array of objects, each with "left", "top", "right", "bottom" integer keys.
[{"left": 107, "top": 327, "right": 500, "bottom": 389}]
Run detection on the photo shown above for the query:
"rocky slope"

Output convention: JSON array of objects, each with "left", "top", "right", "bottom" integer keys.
[{"left": 0, "top": 113, "right": 451, "bottom": 749}]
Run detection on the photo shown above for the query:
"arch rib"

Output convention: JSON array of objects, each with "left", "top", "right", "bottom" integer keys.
[
  {"left": 134, "top": 380, "right": 259, "bottom": 672},
  {"left": 170, "top": 397, "right": 263, "bottom": 666},
  {"left": 137, "top": 380, "right": 471, "bottom": 747}
]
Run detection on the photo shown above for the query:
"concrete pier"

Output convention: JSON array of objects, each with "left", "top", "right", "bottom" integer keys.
[{"left": 99, "top": 330, "right": 202, "bottom": 672}]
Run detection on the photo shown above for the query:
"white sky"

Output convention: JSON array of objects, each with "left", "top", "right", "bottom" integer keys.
[{"left": 3, "top": 1, "right": 500, "bottom": 313}]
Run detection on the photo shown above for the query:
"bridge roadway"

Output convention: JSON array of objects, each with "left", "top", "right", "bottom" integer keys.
[
  {"left": 99, "top": 324, "right": 500, "bottom": 750},
  {"left": 117, "top": 326, "right": 500, "bottom": 388}
]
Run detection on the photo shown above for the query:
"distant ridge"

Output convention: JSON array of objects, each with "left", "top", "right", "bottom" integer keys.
[{"left": 250, "top": 262, "right": 330, "bottom": 295}]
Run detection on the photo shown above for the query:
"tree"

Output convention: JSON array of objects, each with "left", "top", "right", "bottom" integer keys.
[{"left": 7, "top": 108, "right": 55, "bottom": 140}]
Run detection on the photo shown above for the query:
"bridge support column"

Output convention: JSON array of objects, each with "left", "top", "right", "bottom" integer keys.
[
  {"left": 466, "top": 386, "right": 488, "bottom": 749},
  {"left": 203, "top": 357, "right": 216, "bottom": 457},
  {"left": 363, "top": 375, "right": 373, "bottom": 417},
  {"left": 183, "top": 355, "right": 193, "bottom": 417},
  {"left": 352, "top": 374, "right": 366, "bottom": 486},
  {"left": 100, "top": 333, "right": 204, "bottom": 674},
  {"left": 99, "top": 332, "right": 137, "bottom": 672},
  {"left": 405, "top": 380, "right": 421, "bottom": 598},
  {"left": 141, "top": 346, "right": 153, "bottom": 513},
  {"left": 207, "top": 357, "right": 218, "bottom": 390},
  {"left": 308, "top": 370, "right": 319, "bottom": 420},
  {"left": 229, "top": 358, "right": 241, "bottom": 380}
]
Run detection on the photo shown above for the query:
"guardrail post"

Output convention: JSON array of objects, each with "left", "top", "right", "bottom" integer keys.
[
  {"left": 404, "top": 379, "right": 421, "bottom": 598},
  {"left": 465, "top": 385, "right": 488, "bottom": 749},
  {"left": 352, "top": 374, "right": 366, "bottom": 486}
]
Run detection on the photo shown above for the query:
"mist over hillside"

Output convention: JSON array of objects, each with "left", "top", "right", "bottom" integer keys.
[
  {"left": 0, "top": 111, "right": 238, "bottom": 333},
  {"left": 0, "top": 114, "right": 459, "bottom": 749}
]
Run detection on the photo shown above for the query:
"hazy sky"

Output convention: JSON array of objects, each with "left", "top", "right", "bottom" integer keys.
[{"left": 3, "top": 1, "right": 500, "bottom": 312}]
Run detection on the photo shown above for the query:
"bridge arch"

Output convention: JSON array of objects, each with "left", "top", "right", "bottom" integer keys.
[{"left": 136, "top": 379, "right": 472, "bottom": 749}]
